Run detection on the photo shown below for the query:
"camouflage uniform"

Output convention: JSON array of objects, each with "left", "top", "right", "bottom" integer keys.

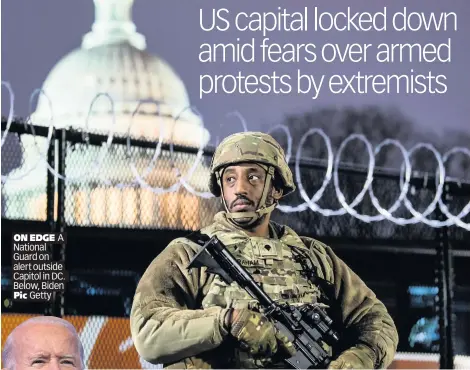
[{"left": 130, "top": 132, "right": 399, "bottom": 369}]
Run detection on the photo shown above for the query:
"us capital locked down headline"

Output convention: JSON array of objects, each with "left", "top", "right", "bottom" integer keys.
[{"left": 10, "top": 233, "right": 69, "bottom": 303}]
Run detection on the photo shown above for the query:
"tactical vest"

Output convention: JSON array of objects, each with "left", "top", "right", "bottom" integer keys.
[{"left": 195, "top": 221, "right": 331, "bottom": 368}]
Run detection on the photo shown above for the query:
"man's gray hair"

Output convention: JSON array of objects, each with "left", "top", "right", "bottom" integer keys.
[{"left": 2, "top": 316, "right": 85, "bottom": 369}]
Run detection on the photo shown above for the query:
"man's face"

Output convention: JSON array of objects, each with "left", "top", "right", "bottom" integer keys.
[
  {"left": 221, "top": 163, "right": 267, "bottom": 215},
  {"left": 12, "top": 323, "right": 82, "bottom": 370}
]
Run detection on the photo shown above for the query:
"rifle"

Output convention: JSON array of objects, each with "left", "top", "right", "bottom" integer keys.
[{"left": 187, "top": 234, "right": 340, "bottom": 369}]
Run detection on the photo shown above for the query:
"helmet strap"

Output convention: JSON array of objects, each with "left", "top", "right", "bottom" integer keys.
[{"left": 219, "top": 166, "right": 277, "bottom": 228}]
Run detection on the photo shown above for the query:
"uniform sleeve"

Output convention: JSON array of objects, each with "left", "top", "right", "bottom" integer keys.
[
  {"left": 308, "top": 240, "right": 399, "bottom": 369},
  {"left": 130, "top": 240, "right": 229, "bottom": 365}
]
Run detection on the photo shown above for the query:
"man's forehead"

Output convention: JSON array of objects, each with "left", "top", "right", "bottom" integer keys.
[
  {"left": 16, "top": 322, "right": 70, "bottom": 336},
  {"left": 223, "top": 163, "right": 264, "bottom": 172},
  {"left": 14, "top": 323, "right": 79, "bottom": 351}
]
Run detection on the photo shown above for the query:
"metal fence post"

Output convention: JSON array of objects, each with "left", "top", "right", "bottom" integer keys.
[
  {"left": 51, "top": 128, "right": 67, "bottom": 318},
  {"left": 46, "top": 127, "right": 57, "bottom": 316},
  {"left": 436, "top": 182, "right": 455, "bottom": 369}
]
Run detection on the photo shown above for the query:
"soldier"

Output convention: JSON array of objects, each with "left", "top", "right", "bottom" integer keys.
[{"left": 130, "top": 132, "right": 398, "bottom": 369}]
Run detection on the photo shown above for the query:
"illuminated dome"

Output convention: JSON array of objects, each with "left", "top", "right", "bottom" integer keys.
[
  {"left": 3, "top": 0, "right": 215, "bottom": 232},
  {"left": 31, "top": 0, "right": 209, "bottom": 147}
]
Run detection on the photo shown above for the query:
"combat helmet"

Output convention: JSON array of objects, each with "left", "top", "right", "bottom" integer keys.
[{"left": 209, "top": 132, "right": 295, "bottom": 226}]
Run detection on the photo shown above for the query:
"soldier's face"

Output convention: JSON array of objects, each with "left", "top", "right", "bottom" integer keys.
[{"left": 221, "top": 163, "right": 267, "bottom": 213}]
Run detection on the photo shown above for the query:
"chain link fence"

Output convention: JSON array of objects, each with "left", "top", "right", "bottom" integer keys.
[
  {"left": 3, "top": 123, "right": 468, "bottom": 239},
  {"left": 2, "top": 119, "right": 469, "bottom": 368}
]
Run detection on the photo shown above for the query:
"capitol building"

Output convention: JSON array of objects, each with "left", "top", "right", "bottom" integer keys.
[{"left": 3, "top": 0, "right": 216, "bottom": 230}]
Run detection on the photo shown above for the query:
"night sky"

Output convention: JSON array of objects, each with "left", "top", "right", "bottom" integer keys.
[{"left": 2, "top": 0, "right": 469, "bottom": 142}]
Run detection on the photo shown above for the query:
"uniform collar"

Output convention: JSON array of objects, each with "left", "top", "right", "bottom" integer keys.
[{"left": 210, "top": 212, "right": 305, "bottom": 248}]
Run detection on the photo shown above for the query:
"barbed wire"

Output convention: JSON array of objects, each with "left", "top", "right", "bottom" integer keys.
[{"left": 1, "top": 82, "right": 469, "bottom": 230}]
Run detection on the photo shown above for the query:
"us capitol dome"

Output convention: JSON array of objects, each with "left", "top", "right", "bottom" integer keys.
[{"left": 3, "top": 0, "right": 215, "bottom": 230}]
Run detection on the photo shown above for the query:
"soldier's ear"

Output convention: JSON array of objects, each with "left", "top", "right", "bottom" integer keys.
[
  {"left": 270, "top": 171, "right": 283, "bottom": 200},
  {"left": 272, "top": 186, "right": 283, "bottom": 201}
]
